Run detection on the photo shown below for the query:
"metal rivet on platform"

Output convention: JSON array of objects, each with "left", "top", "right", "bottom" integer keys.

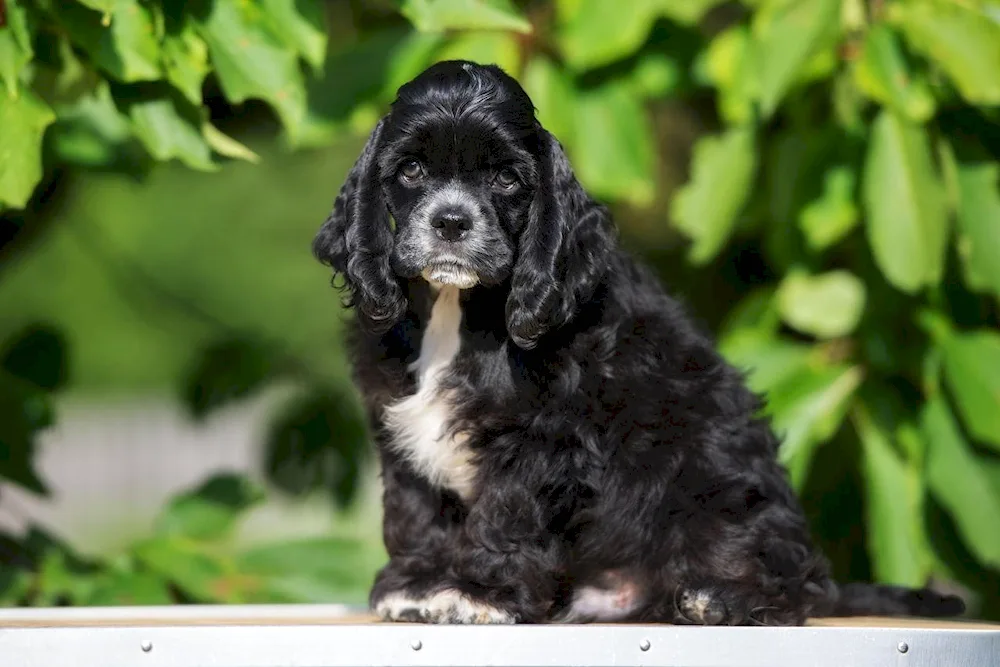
[
  {"left": 141, "top": 640, "right": 153, "bottom": 653},
  {"left": 639, "top": 639, "right": 651, "bottom": 652},
  {"left": 410, "top": 639, "right": 423, "bottom": 651},
  {"left": 897, "top": 642, "right": 909, "bottom": 654}
]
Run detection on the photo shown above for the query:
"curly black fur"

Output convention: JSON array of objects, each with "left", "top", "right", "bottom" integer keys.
[{"left": 312, "top": 61, "right": 965, "bottom": 625}]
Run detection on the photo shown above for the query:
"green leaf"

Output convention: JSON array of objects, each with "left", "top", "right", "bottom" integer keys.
[
  {"left": 571, "top": 80, "right": 655, "bottom": 206},
  {"left": 937, "top": 135, "right": 961, "bottom": 233},
  {"left": 0, "top": 89, "right": 56, "bottom": 209},
  {"left": 400, "top": 0, "right": 532, "bottom": 34},
  {"left": 2, "top": 0, "right": 32, "bottom": 51},
  {"left": 59, "top": 0, "right": 162, "bottom": 82},
  {"left": 86, "top": 570, "right": 173, "bottom": 605},
  {"left": 557, "top": 0, "right": 661, "bottom": 71},
  {"left": 48, "top": 83, "right": 141, "bottom": 170},
  {"left": 833, "top": 68, "right": 865, "bottom": 136},
  {"left": 627, "top": 53, "right": 681, "bottom": 100},
  {"left": 0, "top": 323, "right": 69, "bottom": 391},
  {"left": 939, "top": 330, "right": 1000, "bottom": 451},
  {"left": 36, "top": 550, "right": 97, "bottom": 606},
  {"left": 891, "top": 0, "right": 1000, "bottom": 105},
  {"left": 718, "top": 330, "right": 814, "bottom": 396},
  {"left": 853, "top": 24, "right": 935, "bottom": 123},
  {"left": 760, "top": 129, "right": 840, "bottom": 273},
  {"left": 659, "top": 0, "right": 727, "bottom": 25},
  {"left": 0, "top": 373, "right": 52, "bottom": 495},
  {"left": 718, "top": 286, "right": 781, "bottom": 339},
  {"left": 31, "top": 33, "right": 103, "bottom": 109},
  {"left": 0, "top": 0, "right": 32, "bottom": 97},
  {"left": 202, "top": 123, "right": 260, "bottom": 164},
  {"left": 954, "top": 158, "right": 1000, "bottom": 298},
  {"left": 522, "top": 55, "right": 575, "bottom": 144},
  {"left": 436, "top": 31, "right": 522, "bottom": 76},
  {"left": 260, "top": 0, "right": 328, "bottom": 71},
  {"left": 238, "top": 537, "right": 379, "bottom": 603},
  {"left": 670, "top": 126, "right": 756, "bottom": 263},
  {"left": 75, "top": 0, "right": 119, "bottom": 14},
  {"left": 556, "top": 0, "right": 723, "bottom": 71},
  {"left": 239, "top": 537, "right": 370, "bottom": 577},
  {"left": 922, "top": 396, "right": 1000, "bottom": 568},
  {"left": 751, "top": 0, "right": 841, "bottom": 117},
  {"left": 765, "top": 129, "right": 835, "bottom": 228},
  {"left": 132, "top": 537, "right": 230, "bottom": 601},
  {"left": 853, "top": 404, "right": 932, "bottom": 587},
  {"left": 115, "top": 87, "right": 217, "bottom": 171},
  {"left": 798, "top": 165, "right": 859, "bottom": 251},
  {"left": 771, "top": 364, "right": 864, "bottom": 489},
  {"left": 777, "top": 269, "right": 866, "bottom": 339},
  {"left": 862, "top": 110, "right": 948, "bottom": 293},
  {"left": 698, "top": 24, "right": 757, "bottom": 125},
  {"left": 194, "top": 0, "right": 307, "bottom": 143},
  {"left": 0, "top": 567, "right": 31, "bottom": 606},
  {"left": 157, "top": 473, "right": 265, "bottom": 540},
  {"left": 183, "top": 338, "right": 274, "bottom": 419},
  {"left": 381, "top": 31, "right": 445, "bottom": 99},
  {"left": 265, "top": 391, "right": 369, "bottom": 507},
  {"left": 162, "top": 20, "right": 210, "bottom": 105},
  {"left": 298, "top": 29, "right": 414, "bottom": 147}
]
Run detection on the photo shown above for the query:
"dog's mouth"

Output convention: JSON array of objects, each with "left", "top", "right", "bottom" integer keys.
[{"left": 421, "top": 260, "right": 479, "bottom": 289}]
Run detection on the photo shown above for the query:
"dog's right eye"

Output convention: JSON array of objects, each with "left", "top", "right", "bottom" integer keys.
[{"left": 399, "top": 159, "right": 424, "bottom": 183}]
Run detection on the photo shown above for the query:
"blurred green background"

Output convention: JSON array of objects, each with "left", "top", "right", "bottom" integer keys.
[{"left": 1, "top": 0, "right": 999, "bottom": 617}]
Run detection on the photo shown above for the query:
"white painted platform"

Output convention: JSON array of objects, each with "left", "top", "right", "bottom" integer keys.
[{"left": 0, "top": 604, "right": 997, "bottom": 667}]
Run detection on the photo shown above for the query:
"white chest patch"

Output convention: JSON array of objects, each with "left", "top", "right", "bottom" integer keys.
[{"left": 384, "top": 286, "right": 476, "bottom": 501}]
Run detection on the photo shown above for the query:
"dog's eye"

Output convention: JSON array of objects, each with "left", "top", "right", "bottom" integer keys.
[
  {"left": 494, "top": 168, "right": 519, "bottom": 190},
  {"left": 399, "top": 159, "right": 424, "bottom": 182}
]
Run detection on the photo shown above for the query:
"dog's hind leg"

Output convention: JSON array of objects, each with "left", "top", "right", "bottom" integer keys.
[
  {"left": 631, "top": 580, "right": 810, "bottom": 626},
  {"left": 552, "top": 570, "right": 647, "bottom": 623}
]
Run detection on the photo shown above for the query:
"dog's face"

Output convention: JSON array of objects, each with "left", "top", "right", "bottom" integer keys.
[
  {"left": 314, "top": 60, "right": 615, "bottom": 348},
  {"left": 379, "top": 63, "right": 540, "bottom": 289}
]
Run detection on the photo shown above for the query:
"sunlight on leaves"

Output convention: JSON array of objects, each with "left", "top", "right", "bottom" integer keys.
[
  {"left": 670, "top": 126, "right": 756, "bottom": 263},
  {"left": 777, "top": 269, "right": 866, "bottom": 339},
  {"left": 862, "top": 111, "right": 947, "bottom": 293}
]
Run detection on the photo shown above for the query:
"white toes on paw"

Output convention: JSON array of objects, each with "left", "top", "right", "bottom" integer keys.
[
  {"left": 374, "top": 589, "right": 516, "bottom": 624},
  {"left": 423, "top": 589, "right": 516, "bottom": 624},
  {"left": 374, "top": 592, "right": 427, "bottom": 622}
]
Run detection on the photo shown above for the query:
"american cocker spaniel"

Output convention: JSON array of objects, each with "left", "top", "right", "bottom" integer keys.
[{"left": 312, "top": 60, "right": 964, "bottom": 626}]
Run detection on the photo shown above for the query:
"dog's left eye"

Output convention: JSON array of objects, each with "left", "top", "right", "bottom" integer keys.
[
  {"left": 494, "top": 168, "right": 519, "bottom": 190},
  {"left": 399, "top": 159, "right": 424, "bottom": 183}
]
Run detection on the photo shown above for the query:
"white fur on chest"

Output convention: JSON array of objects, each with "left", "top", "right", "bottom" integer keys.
[{"left": 383, "top": 286, "right": 476, "bottom": 501}]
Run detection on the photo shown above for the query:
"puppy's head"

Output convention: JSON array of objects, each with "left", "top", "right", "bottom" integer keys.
[{"left": 313, "top": 60, "right": 615, "bottom": 348}]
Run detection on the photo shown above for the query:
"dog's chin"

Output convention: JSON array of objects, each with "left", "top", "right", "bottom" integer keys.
[{"left": 421, "top": 262, "right": 480, "bottom": 290}]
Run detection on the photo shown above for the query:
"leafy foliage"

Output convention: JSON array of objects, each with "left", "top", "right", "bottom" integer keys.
[
  {"left": 0, "top": 0, "right": 317, "bottom": 209},
  {"left": 0, "top": 322, "right": 64, "bottom": 496},
  {"left": 0, "top": 474, "right": 383, "bottom": 606},
  {"left": 2, "top": 0, "right": 1000, "bottom": 617},
  {"left": 264, "top": 389, "right": 370, "bottom": 508}
]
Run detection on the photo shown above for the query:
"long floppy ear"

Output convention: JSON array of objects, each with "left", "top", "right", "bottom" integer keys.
[
  {"left": 312, "top": 118, "right": 406, "bottom": 333},
  {"left": 506, "top": 130, "right": 616, "bottom": 349}
]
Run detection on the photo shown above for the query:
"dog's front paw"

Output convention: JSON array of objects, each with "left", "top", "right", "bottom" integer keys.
[
  {"left": 374, "top": 589, "right": 517, "bottom": 624},
  {"left": 373, "top": 591, "right": 431, "bottom": 622},
  {"left": 677, "top": 588, "right": 729, "bottom": 625},
  {"left": 423, "top": 589, "right": 517, "bottom": 624},
  {"left": 674, "top": 586, "right": 805, "bottom": 626}
]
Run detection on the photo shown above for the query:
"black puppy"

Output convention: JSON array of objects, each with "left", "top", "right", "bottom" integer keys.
[{"left": 312, "top": 60, "right": 964, "bottom": 625}]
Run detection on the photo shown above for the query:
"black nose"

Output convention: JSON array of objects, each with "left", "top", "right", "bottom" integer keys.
[{"left": 431, "top": 210, "right": 472, "bottom": 242}]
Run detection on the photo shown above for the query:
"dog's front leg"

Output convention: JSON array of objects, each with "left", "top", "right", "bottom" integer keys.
[
  {"left": 424, "top": 479, "right": 563, "bottom": 624},
  {"left": 369, "top": 451, "right": 463, "bottom": 622},
  {"left": 370, "top": 448, "right": 563, "bottom": 624}
]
